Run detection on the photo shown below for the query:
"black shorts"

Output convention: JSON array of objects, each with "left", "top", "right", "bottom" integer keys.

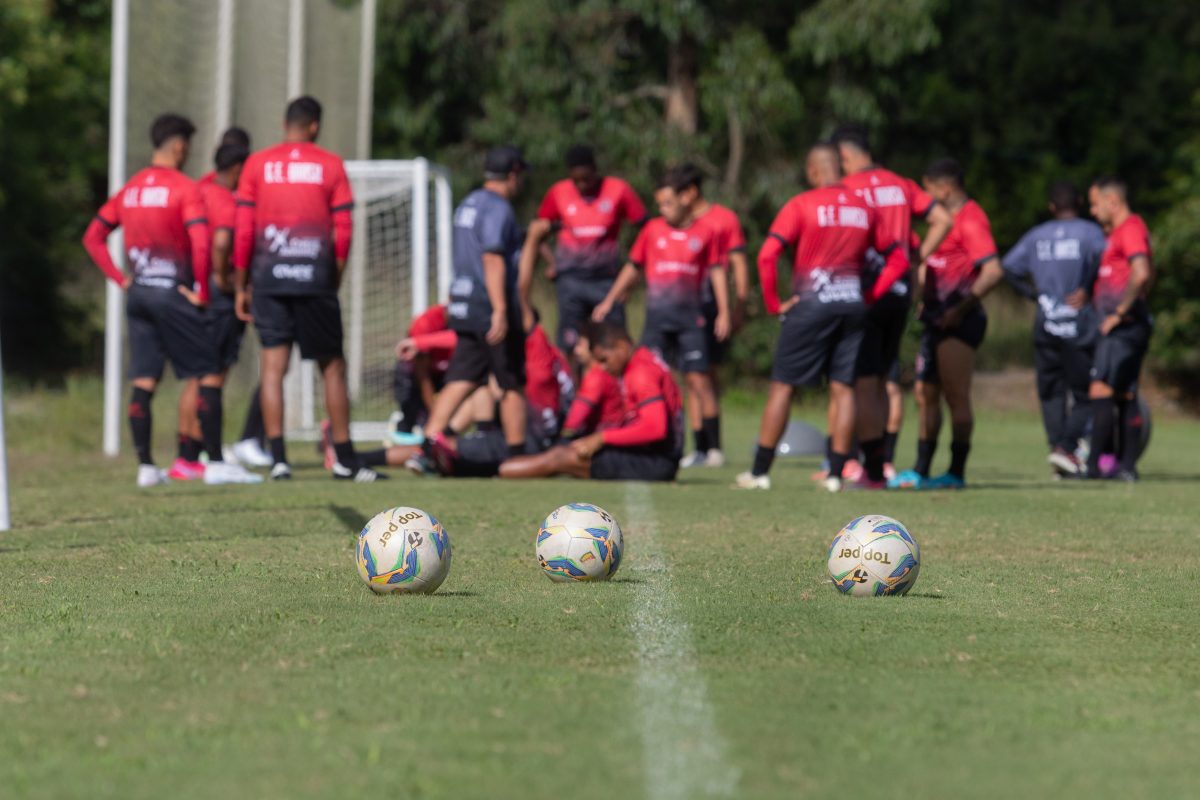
[
  {"left": 915, "top": 308, "right": 987, "bottom": 384},
  {"left": 126, "top": 287, "right": 220, "bottom": 380},
  {"left": 590, "top": 446, "right": 678, "bottom": 481},
  {"left": 444, "top": 328, "right": 526, "bottom": 391},
  {"left": 771, "top": 300, "right": 866, "bottom": 387},
  {"left": 702, "top": 300, "right": 728, "bottom": 367},
  {"left": 556, "top": 274, "right": 624, "bottom": 351},
  {"left": 856, "top": 297, "right": 910, "bottom": 378},
  {"left": 1091, "top": 319, "right": 1151, "bottom": 394},
  {"left": 206, "top": 298, "right": 245, "bottom": 370},
  {"left": 253, "top": 293, "right": 344, "bottom": 360},
  {"left": 641, "top": 321, "right": 709, "bottom": 374}
]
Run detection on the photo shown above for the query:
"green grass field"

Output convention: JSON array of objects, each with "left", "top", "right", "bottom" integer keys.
[{"left": 2, "top": 380, "right": 1199, "bottom": 799}]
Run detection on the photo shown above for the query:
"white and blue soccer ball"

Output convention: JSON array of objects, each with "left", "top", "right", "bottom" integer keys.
[
  {"left": 536, "top": 503, "right": 623, "bottom": 582},
  {"left": 827, "top": 514, "right": 920, "bottom": 597},
  {"left": 356, "top": 506, "right": 452, "bottom": 594}
]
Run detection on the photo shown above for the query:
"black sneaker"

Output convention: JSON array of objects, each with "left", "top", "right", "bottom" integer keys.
[
  {"left": 1113, "top": 468, "right": 1139, "bottom": 483},
  {"left": 332, "top": 462, "right": 387, "bottom": 482}
]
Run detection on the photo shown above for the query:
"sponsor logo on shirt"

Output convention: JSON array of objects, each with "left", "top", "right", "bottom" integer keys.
[
  {"left": 570, "top": 225, "right": 608, "bottom": 238},
  {"left": 272, "top": 264, "right": 315, "bottom": 282},
  {"left": 264, "top": 224, "right": 322, "bottom": 259},
  {"left": 654, "top": 261, "right": 701, "bottom": 276},
  {"left": 264, "top": 161, "right": 325, "bottom": 185},
  {"left": 128, "top": 247, "right": 179, "bottom": 287},
  {"left": 810, "top": 268, "right": 863, "bottom": 304},
  {"left": 599, "top": 199, "right": 613, "bottom": 213}
]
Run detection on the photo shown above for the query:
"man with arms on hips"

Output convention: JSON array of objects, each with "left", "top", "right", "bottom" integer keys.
[
  {"left": 83, "top": 114, "right": 259, "bottom": 486},
  {"left": 520, "top": 144, "right": 646, "bottom": 371},
  {"left": 735, "top": 142, "right": 909, "bottom": 492},
  {"left": 1002, "top": 181, "right": 1106, "bottom": 477},
  {"left": 233, "top": 95, "right": 381, "bottom": 482}
]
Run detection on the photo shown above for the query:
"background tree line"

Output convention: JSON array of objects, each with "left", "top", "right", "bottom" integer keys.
[{"left": 3, "top": 0, "right": 1199, "bottom": 394}]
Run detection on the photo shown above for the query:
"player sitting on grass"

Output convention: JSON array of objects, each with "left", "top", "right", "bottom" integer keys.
[
  {"left": 390, "top": 303, "right": 456, "bottom": 444},
  {"left": 497, "top": 322, "right": 682, "bottom": 481},
  {"left": 560, "top": 327, "right": 628, "bottom": 439}
]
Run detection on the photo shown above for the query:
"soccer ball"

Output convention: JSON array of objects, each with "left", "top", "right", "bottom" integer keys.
[
  {"left": 536, "top": 503, "right": 623, "bottom": 582},
  {"left": 356, "top": 506, "right": 452, "bottom": 594},
  {"left": 826, "top": 514, "right": 920, "bottom": 597}
]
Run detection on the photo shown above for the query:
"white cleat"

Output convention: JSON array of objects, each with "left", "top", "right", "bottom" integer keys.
[
  {"left": 221, "top": 445, "right": 238, "bottom": 465},
  {"left": 733, "top": 471, "right": 771, "bottom": 490},
  {"left": 204, "top": 461, "right": 264, "bottom": 484},
  {"left": 704, "top": 449, "right": 726, "bottom": 468},
  {"left": 332, "top": 462, "right": 387, "bottom": 482},
  {"left": 232, "top": 438, "right": 274, "bottom": 468},
  {"left": 821, "top": 476, "right": 843, "bottom": 493},
  {"left": 679, "top": 451, "right": 708, "bottom": 469},
  {"left": 137, "top": 465, "right": 170, "bottom": 488},
  {"left": 269, "top": 462, "right": 293, "bottom": 481}
]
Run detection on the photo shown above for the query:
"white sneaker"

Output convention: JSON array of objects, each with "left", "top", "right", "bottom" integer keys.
[
  {"left": 733, "top": 471, "right": 771, "bottom": 490},
  {"left": 137, "top": 465, "right": 170, "bottom": 488},
  {"left": 704, "top": 449, "right": 726, "bottom": 468},
  {"left": 270, "top": 462, "right": 293, "bottom": 481},
  {"left": 679, "top": 451, "right": 707, "bottom": 469},
  {"left": 204, "top": 461, "right": 264, "bottom": 485},
  {"left": 821, "top": 476, "right": 843, "bottom": 493},
  {"left": 332, "top": 462, "right": 387, "bottom": 482},
  {"left": 231, "top": 439, "right": 273, "bottom": 468}
]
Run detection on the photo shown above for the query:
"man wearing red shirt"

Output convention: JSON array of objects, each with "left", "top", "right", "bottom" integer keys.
[
  {"left": 833, "top": 126, "right": 953, "bottom": 478},
  {"left": 890, "top": 158, "right": 1003, "bottom": 490},
  {"left": 83, "top": 114, "right": 258, "bottom": 486},
  {"left": 1085, "top": 177, "right": 1154, "bottom": 482},
  {"left": 391, "top": 303, "right": 455, "bottom": 441},
  {"left": 520, "top": 145, "right": 646, "bottom": 364},
  {"left": 561, "top": 327, "right": 627, "bottom": 438},
  {"left": 233, "top": 96, "right": 381, "bottom": 482},
  {"left": 498, "top": 322, "right": 682, "bottom": 481},
  {"left": 735, "top": 143, "right": 908, "bottom": 492}
]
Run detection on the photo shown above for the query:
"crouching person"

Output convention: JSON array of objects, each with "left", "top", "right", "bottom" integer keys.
[{"left": 499, "top": 322, "right": 681, "bottom": 481}]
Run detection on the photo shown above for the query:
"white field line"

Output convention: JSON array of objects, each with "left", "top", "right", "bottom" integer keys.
[{"left": 624, "top": 482, "right": 739, "bottom": 799}]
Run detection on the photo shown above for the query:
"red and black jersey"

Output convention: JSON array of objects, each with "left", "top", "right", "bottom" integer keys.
[
  {"left": 200, "top": 180, "right": 236, "bottom": 236},
  {"left": 602, "top": 347, "right": 683, "bottom": 456},
  {"left": 760, "top": 184, "right": 903, "bottom": 312},
  {"left": 537, "top": 177, "right": 646, "bottom": 279},
  {"left": 234, "top": 141, "right": 353, "bottom": 296},
  {"left": 924, "top": 200, "right": 997, "bottom": 309},
  {"left": 83, "top": 166, "right": 210, "bottom": 300},
  {"left": 1094, "top": 214, "right": 1151, "bottom": 317},
  {"left": 842, "top": 167, "right": 934, "bottom": 298},
  {"left": 525, "top": 324, "right": 574, "bottom": 426},
  {"left": 696, "top": 203, "right": 746, "bottom": 304},
  {"left": 563, "top": 364, "right": 627, "bottom": 436},
  {"left": 629, "top": 217, "right": 720, "bottom": 328},
  {"left": 407, "top": 304, "right": 455, "bottom": 375}
]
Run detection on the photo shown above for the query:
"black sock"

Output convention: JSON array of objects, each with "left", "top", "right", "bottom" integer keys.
[
  {"left": 197, "top": 386, "right": 224, "bottom": 462},
  {"left": 241, "top": 385, "right": 264, "bottom": 443},
  {"left": 189, "top": 437, "right": 204, "bottom": 460},
  {"left": 507, "top": 441, "right": 526, "bottom": 458},
  {"left": 1119, "top": 396, "right": 1144, "bottom": 472},
  {"left": 915, "top": 439, "right": 937, "bottom": 477},
  {"left": 445, "top": 424, "right": 461, "bottom": 438},
  {"left": 883, "top": 431, "right": 899, "bottom": 464},
  {"left": 751, "top": 444, "right": 775, "bottom": 477},
  {"left": 269, "top": 436, "right": 287, "bottom": 465},
  {"left": 333, "top": 440, "right": 357, "bottom": 468},
  {"left": 861, "top": 438, "right": 885, "bottom": 482},
  {"left": 1087, "top": 397, "right": 1116, "bottom": 477},
  {"left": 360, "top": 448, "right": 388, "bottom": 467},
  {"left": 949, "top": 441, "right": 971, "bottom": 479},
  {"left": 829, "top": 450, "right": 849, "bottom": 479},
  {"left": 701, "top": 416, "right": 721, "bottom": 452},
  {"left": 178, "top": 434, "right": 197, "bottom": 461},
  {"left": 692, "top": 427, "right": 710, "bottom": 455},
  {"left": 129, "top": 387, "right": 154, "bottom": 466},
  {"left": 824, "top": 436, "right": 833, "bottom": 465}
]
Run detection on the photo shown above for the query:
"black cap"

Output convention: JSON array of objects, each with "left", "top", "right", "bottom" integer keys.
[{"left": 484, "top": 145, "right": 529, "bottom": 177}]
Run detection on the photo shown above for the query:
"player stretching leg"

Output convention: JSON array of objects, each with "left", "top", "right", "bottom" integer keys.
[
  {"left": 736, "top": 143, "right": 908, "bottom": 492},
  {"left": 592, "top": 166, "right": 731, "bottom": 464},
  {"left": 1001, "top": 182, "right": 1106, "bottom": 476},
  {"left": 892, "top": 159, "right": 1002, "bottom": 490},
  {"left": 1085, "top": 178, "right": 1154, "bottom": 482},
  {"left": 233, "top": 96, "right": 381, "bottom": 481},
  {"left": 83, "top": 115, "right": 259, "bottom": 485}
]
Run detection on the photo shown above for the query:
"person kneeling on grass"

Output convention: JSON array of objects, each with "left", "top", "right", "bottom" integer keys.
[{"left": 497, "top": 322, "right": 682, "bottom": 481}]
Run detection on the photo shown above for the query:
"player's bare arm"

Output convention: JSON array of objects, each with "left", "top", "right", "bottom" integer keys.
[
  {"left": 482, "top": 251, "right": 509, "bottom": 345},
  {"left": 941, "top": 256, "right": 1003, "bottom": 329},
  {"left": 212, "top": 228, "right": 233, "bottom": 294},
  {"left": 517, "top": 224, "right": 540, "bottom": 332},
  {"left": 592, "top": 262, "right": 640, "bottom": 321},
  {"left": 710, "top": 264, "right": 732, "bottom": 341},
  {"left": 1100, "top": 253, "right": 1151, "bottom": 335},
  {"left": 920, "top": 203, "right": 954, "bottom": 262}
]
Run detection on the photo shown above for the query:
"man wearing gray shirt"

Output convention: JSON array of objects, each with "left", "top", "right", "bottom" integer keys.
[{"left": 1002, "top": 182, "right": 1106, "bottom": 476}]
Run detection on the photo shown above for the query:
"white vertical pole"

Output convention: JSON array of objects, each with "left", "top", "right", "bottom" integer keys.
[
  {"left": 213, "top": 0, "right": 236, "bottom": 135},
  {"left": 356, "top": 0, "right": 376, "bottom": 161},
  {"left": 434, "top": 170, "right": 453, "bottom": 303},
  {"left": 287, "top": 0, "right": 305, "bottom": 98},
  {"left": 102, "top": 0, "right": 130, "bottom": 457},
  {"left": 411, "top": 158, "right": 430, "bottom": 315},
  {"left": 347, "top": 178, "right": 366, "bottom": 401},
  {"left": 286, "top": 0, "right": 312, "bottom": 433},
  {"left": 0, "top": 341, "right": 11, "bottom": 531}
]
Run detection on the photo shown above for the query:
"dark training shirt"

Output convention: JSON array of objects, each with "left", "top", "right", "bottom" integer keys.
[{"left": 1002, "top": 218, "right": 1106, "bottom": 340}]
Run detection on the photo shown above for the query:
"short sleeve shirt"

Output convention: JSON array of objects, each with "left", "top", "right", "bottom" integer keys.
[
  {"left": 200, "top": 179, "right": 237, "bottom": 303},
  {"left": 628, "top": 217, "right": 719, "bottom": 328},
  {"left": 1002, "top": 218, "right": 1107, "bottom": 339},
  {"left": 696, "top": 204, "right": 746, "bottom": 303},
  {"left": 448, "top": 188, "right": 524, "bottom": 332},
  {"left": 96, "top": 166, "right": 207, "bottom": 293},
  {"left": 842, "top": 167, "right": 933, "bottom": 298},
  {"left": 537, "top": 177, "right": 646, "bottom": 280},
  {"left": 924, "top": 199, "right": 997, "bottom": 310},
  {"left": 408, "top": 304, "right": 454, "bottom": 373},
  {"left": 1094, "top": 214, "right": 1151, "bottom": 317}
]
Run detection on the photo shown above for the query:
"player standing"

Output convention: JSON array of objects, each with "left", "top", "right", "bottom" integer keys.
[
  {"left": 1001, "top": 182, "right": 1107, "bottom": 476},
  {"left": 592, "top": 166, "right": 731, "bottom": 444},
  {"left": 519, "top": 144, "right": 646, "bottom": 367},
  {"left": 735, "top": 143, "right": 909, "bottom": 492},
  {"left": 891, "top": 159, "right": 1003, "bottom": 490},
  {"left": 1085, "top": 177, "right": 1154, "bottom": 482},
  {"left": 671, "top": 163, "right": 748, "bottom": 469},
  {"left": 233, "top": 96, "right": 381, "bottom": 481},
  {"left": 83, "top": 114, "right": 259, "bottom": 485}
]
